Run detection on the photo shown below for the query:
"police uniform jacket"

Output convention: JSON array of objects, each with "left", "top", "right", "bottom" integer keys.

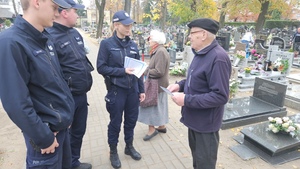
[{"left": 0, "top": 16, "right": 75, "bottom": 149}]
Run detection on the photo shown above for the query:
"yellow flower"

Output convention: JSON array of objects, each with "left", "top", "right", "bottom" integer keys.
[{"left": 244, "top": 67, "right": 251, "bottom": 73}]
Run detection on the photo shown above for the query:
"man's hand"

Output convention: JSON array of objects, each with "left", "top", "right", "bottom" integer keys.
[
  {"left": 40, "top": 132, "right": 59, "bottom": 154},
  {"left": 139, "top": 93, "right": 145, "bottom": 102},
  {"left": 167, "top": 84, "right": 180, "bottom": 92},
  {"left": 171, "top": 92, "right": 185, "bottom": 106}
]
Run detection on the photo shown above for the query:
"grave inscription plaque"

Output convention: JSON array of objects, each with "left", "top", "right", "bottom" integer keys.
[{"left": 253, "top": 77, "right": 287, "bottom": 107}]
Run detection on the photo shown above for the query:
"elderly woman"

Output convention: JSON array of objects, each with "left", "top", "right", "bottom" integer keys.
[{"left": 138, "top": 30, "right": 170, "bottom": 141}]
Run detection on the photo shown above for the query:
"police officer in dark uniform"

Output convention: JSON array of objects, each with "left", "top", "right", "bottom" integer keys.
[
  {"left": 97, "top": 10, "right": 145, "bottom": 169},
  {"left": 0, "top": 0, "right": 75, "bottom": 168},
  {"left": 47, "top": 0, "right": 94, "bottom": 168}
]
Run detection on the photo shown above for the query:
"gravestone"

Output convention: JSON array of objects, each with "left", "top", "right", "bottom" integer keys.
[
  {"left": 233, "top": 42, "right": 247, "bottom": 67},
  {"left": 266, "top": 45, "right": 279, "bottom": 59},
  {"left": 176, "top": 32, "right": 184, "bottom": 52},
  {"left": 236, "top": 58, "right": 247, "bottom": 68},
  {"left": 181, "top": 46, "right": 194, "bottom": 69},
  {"left": 253, "top": 39, "right": 268, "bottom": 56},
  {"left": 252, "top": 77, "right": 287, "bottom": 107},
  {"left": 270, "top": 37, "right": 286, "bottom": 50},
  {"left": 222, "top": 77, "right": 287, "bottom": 129},
  {"left": 269, "top": 51, "right": 294, "bottom": 74},
  {"left": 234, "top": 42, "right": 246, "bottom": 53},
  {"left": 238, "top": 71, "right": 287, "bottom": 90},
  {"left": 230, "top": 66, "right": 239, "bottom": 80},
  {"left": 169, "top": 49, "right": 176, "bottom": 64},
  {"left": 230, "top": 114, "right": 300, "bottom": 165},
  {"left": 234, "top": 31, "right": 241, "bottom": 42},
  {"left": 216, "top": 36, "right": 229, "bottom": 51}
]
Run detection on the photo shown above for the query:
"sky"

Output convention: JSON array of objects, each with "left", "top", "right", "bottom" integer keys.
[{"left": 82, "top": 0, "right": 91, "bottom": 8}]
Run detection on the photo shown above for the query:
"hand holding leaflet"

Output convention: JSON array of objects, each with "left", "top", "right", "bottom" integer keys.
[
  {"left": 124, "top": 56, "right": 148, "bottom": 78},
  {"left": 160, "top": 86, "right": 174, "bottom": 96}
]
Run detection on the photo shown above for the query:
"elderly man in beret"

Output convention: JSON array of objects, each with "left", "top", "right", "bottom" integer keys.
[{"left": 167, "top": 18, "right": 232, "bottom": 169}]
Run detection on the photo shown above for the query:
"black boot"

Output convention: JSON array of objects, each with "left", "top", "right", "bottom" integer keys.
[
  {"left": 109, "top": 145, "right": 121, "bottom": 169},
  {"left": 124, "top": 143, "right": 141, "bottom": 160}
]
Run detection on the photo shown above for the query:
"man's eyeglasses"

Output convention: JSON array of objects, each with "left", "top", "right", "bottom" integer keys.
[{"left": 190, "top": 30, "right": 205, "bottom": 35}]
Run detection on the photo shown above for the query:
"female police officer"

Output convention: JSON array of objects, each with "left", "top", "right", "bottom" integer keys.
[{"left": 96, "top": 10, "right": 145, "bottom": 169}]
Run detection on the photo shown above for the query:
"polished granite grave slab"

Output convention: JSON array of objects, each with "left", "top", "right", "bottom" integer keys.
[
  {"left": 230, "top": 114, "right": 300, "bottom": 165},
  {"left": 222, "top": 97, "right": 287, "bottom": 129}
]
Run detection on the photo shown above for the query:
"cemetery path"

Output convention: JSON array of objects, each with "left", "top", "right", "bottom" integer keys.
[
  {"left": 1, "top": 73, "right": 299, "bottom": 169},
  {"left": 1, "top": 34, "right": 300, "bottom": 169}
]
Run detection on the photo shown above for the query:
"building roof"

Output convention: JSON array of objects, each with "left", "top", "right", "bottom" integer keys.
[{"left": 0, "top": 8, "right": 14, "bottom": 18}]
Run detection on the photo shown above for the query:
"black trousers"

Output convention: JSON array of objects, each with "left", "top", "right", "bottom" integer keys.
[
  {"left": 24, "top": 129, "right": 71, "bottom": 169},
  {"left": 70, "top": 93, "right": 88, "bottom": 167},
  {"left": 105, "top": 85, "right": 139, "bottom": 145},
  {"left": 188, "top": 129, "right": 219, "bottom": 169}
]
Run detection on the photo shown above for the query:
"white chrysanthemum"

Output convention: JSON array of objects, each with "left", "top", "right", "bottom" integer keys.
[
  {"left": 282, "top": 117, "right": 289, "bottom": 122},
  {"left": 268, "top": 124, "right": 274, "bottom": 129},
  {"left": 282, "top": 123, "right": 290, "bottom": 128},
  {"left": 288, "top": 126, "right": 295, "bottom": 132},
  {"left": 275, "top": 118, "right": 283, "bottom": 124},
  {"left": 268, "top": 117, "right": 274, "bottom": 122},
  {"left": 272, "top": 128, "right": 279, "bottom": 133}
]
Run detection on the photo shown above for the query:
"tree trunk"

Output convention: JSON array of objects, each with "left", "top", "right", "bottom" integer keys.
[
  {"left": 132, "top": 1, "right": 136, "bottom": 21},
  {"left": 191, "top": 0, "right": 197, "bottom": 13},
  {"left": 136, "top": 0, "right": 140, "bottom": 23},
  {"left": 124, "top": 0, "right": 131, "bottom": 13},
  {"left": 219, "top": 2, "right": 228, "bottom": 29},
  {"left": 255, "top": 0, "right": 269, "bottom": 35},
  {"left": 95, "top": 0, "right": 106, "bottom": 38},
  {"left": 160, "top": 0, "right": 167, "bottom": 31}
]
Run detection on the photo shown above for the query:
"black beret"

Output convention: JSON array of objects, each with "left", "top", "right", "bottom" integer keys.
[{"left": 187, "top": 18, "right": 219, "bottom": 35}]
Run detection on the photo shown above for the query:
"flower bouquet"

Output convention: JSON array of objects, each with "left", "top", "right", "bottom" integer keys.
[
  {"left": 234, "top": 50, "right": 246, "bottom": 66},
  {"left": 229, "top": 79, "right": 239, "bottom": 100},
  {"left": 268, "top": 116, "right": 300, "bottom": 137},
  {"left": 273, "top": 57, "right": 289, "bottom": 73},
  {"left": 227, "top": 79, "right": 239, "bottom": 110},
  {"left": 169, "top": 62, "right": 188, "bottom": 76},
  {"left": 236, "top": 50, "right": 246, "bottom": 59},
  {"left": 250, "top": 49, "right": 264, "bottom": 61}
]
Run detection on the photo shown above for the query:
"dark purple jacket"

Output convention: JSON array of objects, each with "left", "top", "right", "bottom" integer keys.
[{"left": 177, "top": 39, "right": 231, "bottom": 133}]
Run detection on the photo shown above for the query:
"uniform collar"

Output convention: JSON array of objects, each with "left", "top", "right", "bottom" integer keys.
[
  {"left": 113, "top": 31, "right": 131, "bottom": 47},
  {"left": 52, "top": 22, "right": 72, "bottom": 32},
  {"left": 14, "top": 15, "right": 49, "bottom": 46}
]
